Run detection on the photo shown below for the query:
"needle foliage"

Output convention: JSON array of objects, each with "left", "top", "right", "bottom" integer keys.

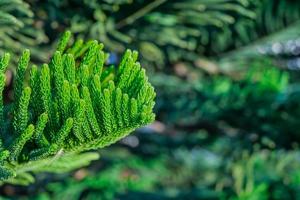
[
  {"left": 0, "top": 0, "right": 47, "bottom": 67},
  {"left": 0, "top": 31, "right": 156, "bottom": 185}
]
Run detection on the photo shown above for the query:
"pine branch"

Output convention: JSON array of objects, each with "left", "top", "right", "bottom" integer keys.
[
  {"left": 33, "top": 0, "right": 256, "bottom": 66},
  {"left": 116, "top": 0, "right": 167, "bottom": 29},
  {"left": 0, "top": 0, "right": 47, "bottom": 66},
  {"left": 0, "top": 31, "right": 156, "bottom": 184}
]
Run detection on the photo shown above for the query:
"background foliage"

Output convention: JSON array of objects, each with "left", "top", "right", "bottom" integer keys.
[{"left": 1, "top": 0, "right": 300, "bottom": 199}]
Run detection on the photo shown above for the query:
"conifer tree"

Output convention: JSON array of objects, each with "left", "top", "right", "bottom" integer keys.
[{"left": 0, "top": 31, "right": 156, "bottom": 185}]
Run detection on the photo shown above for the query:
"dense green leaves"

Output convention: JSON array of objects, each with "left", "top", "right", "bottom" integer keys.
[
  {"left": 0, "top": 31, "right": 156, "bottom": 184},
  {"left": 26, "top": 0, "right": 300, "bottom": 68}
]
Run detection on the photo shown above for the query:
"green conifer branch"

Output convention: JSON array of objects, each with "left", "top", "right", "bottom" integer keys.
[{"left": 0, "top": 31, "right": 156, "bottom": 184}]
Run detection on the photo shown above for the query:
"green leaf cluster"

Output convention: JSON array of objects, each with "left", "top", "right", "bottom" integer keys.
[
  {"left": 28, "top": 0, "right": 300, "bottom": 68},
  {"left": 152, "top": 61, "right": 296, "bottom": 145}
]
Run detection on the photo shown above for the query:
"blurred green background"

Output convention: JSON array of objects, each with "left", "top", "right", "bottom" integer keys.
[{"left": 1, "top": 0, "right": 300, "bottom": 199}]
